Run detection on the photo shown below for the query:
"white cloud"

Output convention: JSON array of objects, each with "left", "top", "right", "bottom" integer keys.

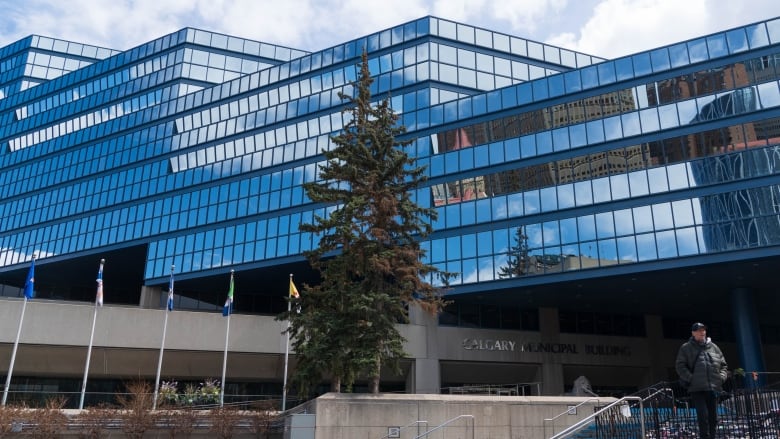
[
  {"left": 487, "top": 0, "right": 569, "bottom": 34},
  {"left": 0, "top": 0, "right": 776, "bottom": 59},
  {"left": 0, "top": 0, "right": 434, "bottom": 52},
  {"left": 546, "top": 0, "right": 780, "bottom": 58},
  {"left": 430, "top": 0, "right": 578, "bottom": 39},
  {"left": 2, "top": 0, "right": 198, "bottom": 50}
]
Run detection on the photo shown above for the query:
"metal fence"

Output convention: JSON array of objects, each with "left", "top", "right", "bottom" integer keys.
[
  {"left": 584, "top": 380, "right": 780, "bottom": 439},
  {"left": 0, "top": 389, "right": 299, "bottom": 411},
  {"left": 443, "top": 382, "right": 542, "bottom": 396}
]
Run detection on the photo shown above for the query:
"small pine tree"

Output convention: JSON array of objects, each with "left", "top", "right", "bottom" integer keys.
[
  {"left": 499, "top": 227, "right": 529, "bottom": 278},
  {"left": 284, "top": 49, "right": 450, "bottom": 396}
]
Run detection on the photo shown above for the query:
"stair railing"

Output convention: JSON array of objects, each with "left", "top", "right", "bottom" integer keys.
[
  {"left": 548, "top": 396, "right": 644, "bottom": 439},
  {"left": 413, "top": 414, "right": 474, "bottom": 439},
  {"left": 542, "top": 397, "right": 602, "bottom": 439}
]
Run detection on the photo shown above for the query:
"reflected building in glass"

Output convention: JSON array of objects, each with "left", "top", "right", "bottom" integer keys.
[{"left": 1, "top": 16, "right": 780, "bottom": 399}]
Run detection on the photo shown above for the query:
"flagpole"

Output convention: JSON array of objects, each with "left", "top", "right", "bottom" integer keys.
[
  {"left": 220, "top": 315, "right": 230, "bottom": 407},
  {"left": 153, "top": 264, "right": 174, "bottom": 411},
  {"left": 2, "top": 298, "right": 27, "bottom": 407},
  {"left": 79, "top": 258, "right": 104, "bottom": 410},
  {"left": 282, "top": 274, "right": 293, "bottom": 412},
  {"left": 220, "top": 269, "right": 234, "bottom": 407},
  {"left": 152, "top": 310, "right": 169, "bottom": 411},
  {"left": 3, "top": 254, "right": 35, "bottom": 407}
]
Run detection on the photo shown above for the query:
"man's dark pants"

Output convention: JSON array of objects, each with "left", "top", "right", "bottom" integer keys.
[{"left": 690, "top": 391, "right": 718, "bottom": 438}]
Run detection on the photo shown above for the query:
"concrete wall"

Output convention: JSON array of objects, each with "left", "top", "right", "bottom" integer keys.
[
  {"left": 0, "top": 298, "right": 286, "bottom": 351},
  {"left": 2, "top": 297, "right": 777, "bottom": 394},
  {"left": 0, "top": 298, "right": 426, "bottom": 382},
  {"left": 1, "top": 394, "right": 613, "bottom": 439},
  {"left": 0, "top": 298, "right": 291, "bottom": 379},
  {"left": 300, "top": 393, "right": 615, "bottom": 439}
]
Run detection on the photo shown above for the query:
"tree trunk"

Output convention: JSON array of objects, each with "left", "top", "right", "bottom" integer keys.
[
  {"left": 330, "top": 376, "right": 341, "bottom": 393},
  {"left": 369, "top": 355, "right": 381, "bottom": 393},
  {"left": 368, "top": 375, "right": 380, "bottom": 394}
]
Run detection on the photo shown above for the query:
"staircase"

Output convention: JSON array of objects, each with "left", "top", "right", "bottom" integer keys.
[{"left": 547, "top": 382, "right": 780, "bottom": 439}]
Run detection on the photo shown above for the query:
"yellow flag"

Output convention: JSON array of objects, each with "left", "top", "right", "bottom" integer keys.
[{"left": 289, "top": 278, "right": 300, "bottom": 298}]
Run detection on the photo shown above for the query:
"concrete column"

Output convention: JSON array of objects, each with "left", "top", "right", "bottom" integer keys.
[
  {"left": 540, "top": 362, "right": 565, "bottom": 396},
  {"left": 139, "top": 285, "right": 162, "bottom": 309},
  {"left": 644, "top": 314, "right": 665, "bottom": 384},
  {"left": 731, "top": 287, "right": 766, "bottom": 387},
  {"left": 408, "top": 358, "right": 441, "bottom": 394},
  {"left": 407, "top": 305, "right": 440, "bottom": 394},
  {"left": 539, "top": 307, "right": 563, "bottom": 395},
  {"left": 539, "top": 307, "right": 560, "bottom": 338}
]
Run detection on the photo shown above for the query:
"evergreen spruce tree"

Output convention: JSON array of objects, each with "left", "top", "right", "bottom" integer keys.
[
  {"left": 498, "top": 227, "right": 529, "bottom": 278},
  {"left": 282, "top": 50, "right": 449, "bottom": 396}
]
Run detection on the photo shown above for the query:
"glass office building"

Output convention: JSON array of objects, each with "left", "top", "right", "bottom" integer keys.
[{"left": 1, "top": 16, "right": 780, "bottom": 400}]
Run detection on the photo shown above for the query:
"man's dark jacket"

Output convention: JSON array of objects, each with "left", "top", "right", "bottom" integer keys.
[{"left": 675, "top": 337, "right": 728, "bottom": 392}]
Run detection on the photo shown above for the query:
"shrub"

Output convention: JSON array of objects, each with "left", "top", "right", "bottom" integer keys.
[
  {"left": 158, "top": 380, "right": 180, "bottom": 407},
  {"left": 29, "top": 397, "right": 68, "bottom": 439},
  {"left": 248, "top": 401, "right": 279, "bottom": 438},
  {"left": 0, "top": 403, "right": 27, "bottom": 437},
  {"left": 160, "top": 407, "right": 199, "bottom": 438},
  {"left": 208, "top": 407, "right": 241, "bottom": 439},
  {"left": 182, "top": 383, "right": 199, "bottom": 406},
  {"left": 169, "top": 378, "right": 222, "bottom": 407},
  {"left": 116, "top": 380, "right": 158, "bottom": 439},
  {"left": 198, "top": 378, "right": 221, "bottom": 405},
  {"left": 75, "top": 403, "right": 115, "bottom": 439}
]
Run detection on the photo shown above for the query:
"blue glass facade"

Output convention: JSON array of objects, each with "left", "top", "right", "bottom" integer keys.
[
  {"left": 0, "top": 18, "right": 605, "bottom": 284},
  {"left": 2, "top": 16, "right": 780, "bottom": 394}
]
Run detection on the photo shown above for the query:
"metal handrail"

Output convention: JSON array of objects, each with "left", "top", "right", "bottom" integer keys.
[
  {"left": 413, "top": 414, "right": 474, "bottom": 439},
  {"left": 378, "top": 420, "right": 428, "bottom": 439},
  {"left": 643, "top": 387, "right": 674, "bottom": 402},
  {"left": 542, "top": 397, "right": 601, "bottom": 438},
  {"left": 635, "top": 384, "right": 690, "bottom": 409},
  {"left": 548, "top": 396, "right": 644, "bottom": 439}
]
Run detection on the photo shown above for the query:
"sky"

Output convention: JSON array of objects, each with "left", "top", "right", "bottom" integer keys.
[{"left": 0, "top": 0, "right": 778, "bottom": 60}]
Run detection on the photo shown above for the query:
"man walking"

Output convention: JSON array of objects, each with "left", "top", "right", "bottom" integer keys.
[{"left": 675, "top": 322, "right": 728, "bottom": 439}]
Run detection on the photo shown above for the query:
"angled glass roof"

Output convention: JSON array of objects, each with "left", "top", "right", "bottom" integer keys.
[
  {"left": 182, "top": 27, "right": 309, "bottom": 62},
  {"left": 0, "top": 35, "right": 120, "bottom": 100},
  {"left": 442, "top": 16, "right": 780, "bottom": 122}
]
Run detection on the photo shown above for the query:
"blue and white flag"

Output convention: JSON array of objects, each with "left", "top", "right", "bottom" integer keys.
[
  {"left": 222, "top": 272, "right": 234, "bottom": 317},
  {"left": 167, "top": 270, "right": 174, "bottom": 311},
  {"left": 96, "top": 260, "right": 104, "bottom": 306},
  {"left": 23, "top": 258, "right": 35, "bottom": 299}
]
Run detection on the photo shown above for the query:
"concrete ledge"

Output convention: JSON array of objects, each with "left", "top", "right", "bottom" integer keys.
[{"left": 299, "top": 392, "right": 616, "bottom": 439}]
